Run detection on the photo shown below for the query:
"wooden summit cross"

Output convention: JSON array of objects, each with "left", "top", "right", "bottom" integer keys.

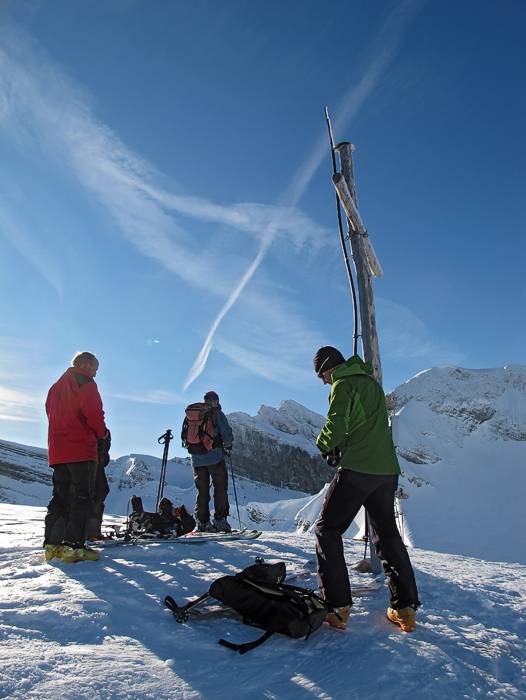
[{"left": 331, "top": 139, "right": 385, "bottom": 574}]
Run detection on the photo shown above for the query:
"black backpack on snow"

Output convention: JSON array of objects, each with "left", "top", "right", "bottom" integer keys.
[
  {"left": 128, "top": 495, "right": 188, "bottom": 537},
  {"left": 208, "top": 561, "right": 328, "bottom": 654}
]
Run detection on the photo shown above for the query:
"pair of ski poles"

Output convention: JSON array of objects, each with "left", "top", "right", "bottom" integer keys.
[{"left": 156, "top": 428, "right": 243, "bottom": 529}]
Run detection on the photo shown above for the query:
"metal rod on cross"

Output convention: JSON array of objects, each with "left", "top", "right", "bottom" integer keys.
[
  {"left": 333, "top": 141, "right": 383, "bottom": 573},
  {"left": 324, "top": 108, "right": 360, "bottom": 356}
]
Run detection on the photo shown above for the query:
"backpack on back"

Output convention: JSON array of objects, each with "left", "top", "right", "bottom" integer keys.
[
  {"left": 208, "top": 561, "right": 328, "bottom": 654},
  {"left": 181, "top": 402, "right": 217, "bottom": 455}
]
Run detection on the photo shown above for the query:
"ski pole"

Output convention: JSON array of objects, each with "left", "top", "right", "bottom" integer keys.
[
  {"left": 156, "top": 429, "right": 173, "bottom": 510},
  {"left": 165, "top": 591, "right": 211, "bottom": 623},
  {"left": 157, "top": 428, "right": 173, "bottom": 507},
  {"left": 363, "top": 509, "right": 369, "bottom": 560},
  {"left": 226, "top": 452, "right": 242, "bottom": 530}
]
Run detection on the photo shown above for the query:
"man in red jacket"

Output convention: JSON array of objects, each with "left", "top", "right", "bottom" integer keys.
[{"left": 43, "top": 351, "right": 109, "bottom": 563}]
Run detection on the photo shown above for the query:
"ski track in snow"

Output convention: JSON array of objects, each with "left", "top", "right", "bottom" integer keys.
[{"left": 1, "top": 504, "right": 525, "bottom": 700}]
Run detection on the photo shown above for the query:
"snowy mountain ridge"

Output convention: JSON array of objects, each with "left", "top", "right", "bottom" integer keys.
[
  {"left": 227, "top": 400, "right": 332, "bottom": 492},
  {"left": 229, "top": 399, "right": 324, "bottom": 456},
  {"left": 391, "top": 364, "right": 526, "bottom": 441},
  {"left": 1, "top": 363, "right": 525, "bottom": 563}
]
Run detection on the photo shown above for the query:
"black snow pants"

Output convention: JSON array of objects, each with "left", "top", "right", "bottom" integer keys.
[
  {"left": 44, "top": 461, "right": 97, "bottom": 548},
  {"left": 85, "top": 460, "right": 110, "bottom": 540},
  {"left": 315, "top": 469, "right": 421, "bottom": 610},
  {"left": 193, "top": 460, "right": 229, "bottom": 524}
]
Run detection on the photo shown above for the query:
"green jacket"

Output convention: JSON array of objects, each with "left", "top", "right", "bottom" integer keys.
[{"left": 316, "top": 355, "right": 400, "bottom": 476}]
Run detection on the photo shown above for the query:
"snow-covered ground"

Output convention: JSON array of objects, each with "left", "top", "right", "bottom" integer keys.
[
  {"left": 1, "top": 503, "right": 525, "bottom": 700},
  {"left": 391, "top": 365, "right": 526, "bottom": 564},
  {"left": 2, "top": 365, "right": 525, "bottom": 697}
]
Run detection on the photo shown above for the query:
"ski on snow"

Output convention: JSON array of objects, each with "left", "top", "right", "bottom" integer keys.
[{"left": 90, "top": 529, "right": 262, "bottom": 548}]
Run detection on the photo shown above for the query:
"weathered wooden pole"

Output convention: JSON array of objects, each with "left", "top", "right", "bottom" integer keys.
[
  {"left": 334, "top": 141, "right": 383, "bottom": 573},
  {"left": 334, "top": 142, "right": 383, "bottom": 385}
]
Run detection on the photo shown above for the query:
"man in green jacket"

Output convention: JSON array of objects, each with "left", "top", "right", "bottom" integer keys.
[{"left": 313, "top": 346, "right": 420, "bottom": 632}]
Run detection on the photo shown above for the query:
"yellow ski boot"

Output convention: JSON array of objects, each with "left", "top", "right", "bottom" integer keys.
[
  {"left": 387, "top": 606, "right": 416, "bottom": 632},
  {"left": 325, "top": 606, "right": 351, "bottom": 630},
  {"left": 61, "top": 546, "right": 100, "bottom": 563},
  {"left": 44, "top": 544, "right": 63, "bottom": 562}
]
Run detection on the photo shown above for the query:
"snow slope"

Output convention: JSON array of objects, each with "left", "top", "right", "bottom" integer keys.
[
  {"left": 1, "top": 503, "right": 525, "bottom": 700},
  {"left": 0, "top": 438, "right": 50, "bottom": 505},
  {"left": 391, "top": 365, "right": 526, "bottom": 564}
]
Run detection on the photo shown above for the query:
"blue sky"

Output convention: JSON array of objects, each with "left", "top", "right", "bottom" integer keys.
[{"left": 0, "top": 0, "right": 524, "bottom": 458}]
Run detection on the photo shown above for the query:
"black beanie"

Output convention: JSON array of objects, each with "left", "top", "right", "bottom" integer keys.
[
  {"left": 313, "top": 346, "right": 345, "bottom": 376},
  {"left": 204, "top": 391, "right": 219, "bottom": 403}
]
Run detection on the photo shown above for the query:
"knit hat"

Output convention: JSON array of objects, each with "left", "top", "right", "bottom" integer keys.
[
  {"left": 313, "top": 346, "right": 345, "bottom": 376},
  {"left": 204, "top": 391, "right": 219, "bottom": 403}
]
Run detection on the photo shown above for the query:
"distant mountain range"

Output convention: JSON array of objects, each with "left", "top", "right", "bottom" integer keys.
[
  {"left": 1, "top": 364, "right": 524, "bottom": 563},
  {"left": 228, "top": 400, "right": 333, "bottom": 492}
]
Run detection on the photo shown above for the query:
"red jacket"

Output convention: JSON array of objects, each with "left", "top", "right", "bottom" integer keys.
[{"left": 46, "top": 367, "right": 108, "bottom": 466}]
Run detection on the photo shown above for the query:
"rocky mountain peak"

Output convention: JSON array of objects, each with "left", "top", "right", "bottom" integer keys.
[
  {"left": 389, "top": 364, "right": 526, "bottom": 442},
  {"left": 256, "top": 400, "right": 324, "bottom": 441}
]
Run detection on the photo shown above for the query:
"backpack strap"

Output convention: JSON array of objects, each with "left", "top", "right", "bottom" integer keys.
[{"left": 218, "top": 629, "right": 274, "bottom": 655}]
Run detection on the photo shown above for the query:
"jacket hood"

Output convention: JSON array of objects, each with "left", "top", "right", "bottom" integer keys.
[{"left": 332, "top": 354, "right": 373, "bottom": 380}]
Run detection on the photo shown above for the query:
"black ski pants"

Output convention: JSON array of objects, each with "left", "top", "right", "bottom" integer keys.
[
  {"left": 44, "top": 461, "right": 97, "bottom": 548},
  {"left": 315, "top": 469, "right": 420, "bottom": 610},
  {"left": 85, "top": 461, "right": 110, "bottom": 540},
  {"left": 193, "top": 460, "right": 229, "bottom": 524}
]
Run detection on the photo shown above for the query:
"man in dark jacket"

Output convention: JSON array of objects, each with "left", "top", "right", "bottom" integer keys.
[
  {"left": 313, "top": 346, "right": 420, "bottom": 632},
  {"left": 190, "top": 391, "right": 234, "bottom": 532},
  {"left": 44, "top": 351, "right": 109, "bottom": 563}
]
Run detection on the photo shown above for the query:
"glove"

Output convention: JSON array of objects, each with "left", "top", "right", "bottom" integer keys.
[
  {"left": 97, "top": 430, "right": 111, "bottom": 467},
  {"left": 323, "top": 448, "right": 340, "bottom": 468}
]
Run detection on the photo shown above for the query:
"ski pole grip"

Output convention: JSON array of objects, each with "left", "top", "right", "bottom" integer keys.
[{"left": 158, "top": 428, "right": 173, "bottom": 444}]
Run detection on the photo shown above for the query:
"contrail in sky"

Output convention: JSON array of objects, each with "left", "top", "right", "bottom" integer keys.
[{"left": 183, "top": 0, "right": 424, "bottom": 390}]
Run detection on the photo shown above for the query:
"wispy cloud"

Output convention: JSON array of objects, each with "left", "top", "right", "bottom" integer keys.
[
  {"left": 108, "top": 389, "right": 187, "bottom": 406},
  {"left": 0, "top": 23, "right": 332, "bottom": 388},
  {"left": 377, "top": 297, "right": 466, "bottom": 365},
  {"left": 0, "top": 198, "right": 63, "bottom": 296},
  {"left": 0, "top": 28, "right": 329, "bottom": 291},
  {"left": 0, "top": 384, "right": 43, "bottom": 423},
  {"left": 183, "top": 0, "right": 426, "bottom": 388},
  {"left": 183, "top": 222, "right": 278, "bottom": 389},
  {"left": 146, "top": 190, "right": 330, "bottom": 252},
  {"left": 215, "top": 338, "right": 314, "bottom": 386},
  {"left": 0, "top": 3, "right": 427, "bottom": 395}
]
